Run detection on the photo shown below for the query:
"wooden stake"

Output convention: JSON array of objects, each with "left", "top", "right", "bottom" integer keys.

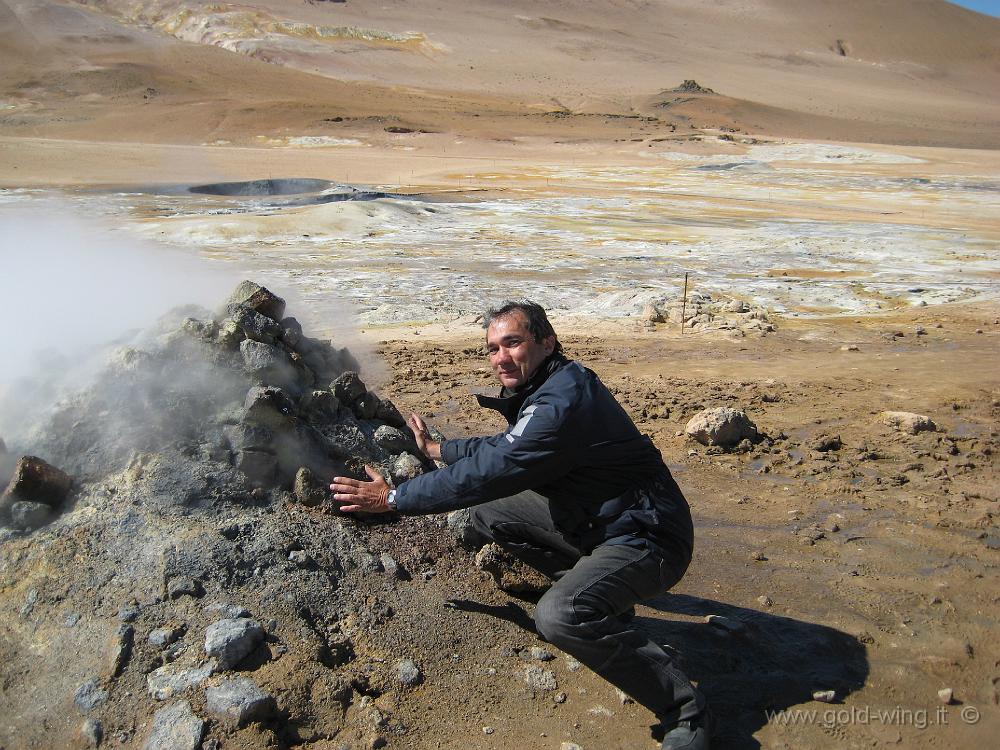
[{"left": 680, "top": 272, "right": 689, "bottom": 335}]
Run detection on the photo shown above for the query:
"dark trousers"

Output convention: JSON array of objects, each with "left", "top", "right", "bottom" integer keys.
[{"left": 470, "top": 490, "right": 704, "bottom": 724}]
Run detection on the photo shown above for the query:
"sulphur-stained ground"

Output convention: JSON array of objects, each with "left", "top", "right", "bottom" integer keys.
[{"left": 366, "top": 302, "right": 1000, "bottom": 749}]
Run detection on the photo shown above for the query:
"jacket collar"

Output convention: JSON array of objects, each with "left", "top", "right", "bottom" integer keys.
[{"left": 475, "top": 353, "right": 568, "bottom": 424}]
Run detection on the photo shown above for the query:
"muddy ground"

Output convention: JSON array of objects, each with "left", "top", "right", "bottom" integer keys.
[{"left": 361, "top": 302, "right": 1000, "bottom": 749}]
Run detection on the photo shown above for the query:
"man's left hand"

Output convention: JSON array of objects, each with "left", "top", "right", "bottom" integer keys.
[{"left": 330, "top": 465, "right": 392, "bottom": 513}]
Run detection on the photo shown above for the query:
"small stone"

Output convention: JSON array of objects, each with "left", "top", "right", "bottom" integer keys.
[
  {"left": 397, "top": 659, "right": 423, "bottom": 686},
  {"left": 105, "top": 624, "right": 134, "bottom": 680},
  {"left": 482, "top": 726, "right": 494, "bottom": 735},
  {"left": 757, "top": 595, "right": 773, "bottom": 607},
  {"left": 566, "top": 658, "right": 582, "bottom": 672},
  {"left": 615, "top": 688, "right": 634, "bottom": 704},
  {"left": 810, "top": 433, "right": 842, "bottom": 452},
  {"left": 391, "top": 452, "right": 424, "bottom": 484},
  {"left": 118, "top": 601, "right": 141, "bottom": 623},
  {"left": 205, "top": 676, "right": 278, "bottom": 726},
  {"left": 749, "top": 551, "right": 767, "bottom": 562},
  {"left": 79, "top": 718, "right": 103, "bottom": 747},
  {"left": 685, "top": 407, "right": 759, "bottom": 448},
  {"left": 524, "top": 665, "right": 558, "bottom": 691},
  {"left": 812, "top": 690, "right": 836, "bottom": 703},
  {"left": 880, "top": 411, "right": 937, "bottom": 435},
  {"left": 561, "top": 743, "right": 583, "bottom": 750},
  {"left": 446, "top": 508, "right": 483, "bottom": 547},
  {"left": 204, "top": 602, "right": 250, "bottom": 619},
  {"left": 529, "top": 646, "right": 555, "bottom": 662},
  {"left": 74, "top": 680, "right": 108, "bottom": 712},
  {"left": 554, "top": 691, "right": 568, "bottom": 704},
  {"left": 148, "top": 624, "right": 185, "bottom": 648},
  {"left": 288, "top": 549, "right": 312, "bottom": 567},
  {"left": 705, "top": 614, "right": 745, "bottom": 634},
  {"left": 938, "top": 687, "right": 954, "bottom": 704},
  {"left": 204, "top": 618, "right": 265, "bottom": 670},
  {"left": 141, "top": 700, "right": 204, "bottom": 750},
  {"left": 147, "top": 664, "right": 214, "bottom": 700},
  {"left": 380, "top": 553, "right": 406, "bottom": 579},
  {"left": 167, "top": 577, "right": 202, "bottom": 600},
  {"left": 840, "top": 345, "right": 860, "bottom": 352}
]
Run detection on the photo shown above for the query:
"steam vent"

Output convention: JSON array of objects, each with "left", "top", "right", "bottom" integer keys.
[{"left": 0, "top": 281, "right": 477, "bottom": 749}]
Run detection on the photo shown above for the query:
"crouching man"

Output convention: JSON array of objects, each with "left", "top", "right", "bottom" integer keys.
[{"left": 331, "top": 301, "right": 710, "bottom": 749}]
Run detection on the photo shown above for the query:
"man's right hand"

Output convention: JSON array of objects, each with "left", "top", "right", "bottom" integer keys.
[{"left": 408, "top": 413, "right": 442, "bottom": 461}]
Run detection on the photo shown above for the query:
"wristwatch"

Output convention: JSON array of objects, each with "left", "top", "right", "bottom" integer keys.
[{"left": 387, "top": 489, "right": 398, "bottom": 511}]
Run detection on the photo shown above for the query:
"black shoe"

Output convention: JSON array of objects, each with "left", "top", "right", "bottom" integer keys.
[{"left": 660, "top": 712, "right": 711, "bottom": 750}]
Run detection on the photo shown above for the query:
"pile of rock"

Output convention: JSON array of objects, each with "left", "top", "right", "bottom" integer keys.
[{"left": 642, "top": 292, "right": 775, "bottom": 336}]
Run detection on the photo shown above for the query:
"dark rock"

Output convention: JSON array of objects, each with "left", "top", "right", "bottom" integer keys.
[
  {"left": 227, "top": 304, "right": 282, "bottom": 344},
  {"left": 240, "top": 340, "right": 296, "bottom": 388},
  {"left": 223, "top": 423, "right": 274, "bottom": 453},
  {"left": 293, "top": 466, "right": 327, "bottom": 506},
  {"left": 148, "top": 624, "right": 185, "bottom": 648},
  {"left": 811, "top": 433, "right": 843, "bottom": 452},
  {"left": 118, "top": 600, "right": 141, "bottom": 622},
  {"left": 167, "top": 576, "right": 203, "bottom": 599},
  {"left": 10, "top": 501, "right": 53, "bottom": 530},
  {"left": 235, "top": 450, "right": 277, "bottom": 486},
  {"left": 375, "top": 398, "right": 408, "bottom": 429},
  {"left": 446, "top": 509, "right": 486, "bottom": 547},
  {"left": 205, "top": 676, "right": 278, "bottom": 726},
  {"left": 74, "top": 679, "right": 108, "bottom": 712},
  {"left": 1, "top": 455, "right": 72, "bottom": 516},
  {"left": 204, "top": 617, "right": 265, "bottom": 670},
  {"left": 354, "top": 393, "right": 379, "bottom": 420},
  {"left": 243, "top": 387, "right": 297, "bottom": 430},
  {"left": 333, "top": 372, "right": 368, "bottom": 405},
  {"left": 141, "top": 700, "right": 204, "bottom": 750},
  {"left": 225, "top": 280, "right": 286, "bottom": 322}
]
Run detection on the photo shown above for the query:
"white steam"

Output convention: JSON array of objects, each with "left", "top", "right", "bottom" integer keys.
[{"left": 0, "top": 204, "right": 235, "bottom": 443}]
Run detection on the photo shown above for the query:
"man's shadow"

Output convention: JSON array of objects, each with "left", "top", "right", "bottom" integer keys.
[
  {"left": 448, "top": 593, "right": 868, "bottom": 749},
  {"left": 639, "top": 593, "right": 868, "bottom": 748}
]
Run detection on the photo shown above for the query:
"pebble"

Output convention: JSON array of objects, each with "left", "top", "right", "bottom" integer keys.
[
  {"left": 524, "top": 665, "right": 558, "bottom": 691},
  {"left": 615, "top": 688, "right": 634, "bottom": 704},
  {"left": 840, "top": 345, "right": 860, "bottom": 352},
  {"left": 757, "top": 595, "right": 773, "bottom": 607},
  {"left": 204, "top": 676, "right": 278, "bottom": 726},
  {"left": 566, "top": 658, "right": 582, "bottom": 672},
  {"left": 146, "top": 664, "right": 213, "bottom": 700},
  {"left": 705, "top": 614, "right": 745, "bottom": 634},
  {"left": 482, "top": 726, "right": 494, "bottom": 735},
  {"left": 554, "top": 692, "right": 567, "bottom": 704},
  {"left": 167, "top": 577, "right": 201, "bottom": 600},
  {"left": 148, "top": 624, "right": 185, "bottom": 648},
  {"left": 204, "top": 618, "right": 265, "bottom": 670},
  {"left": 117, "top": 601, "right": 141, "bottom": 622},
  {"left": 74, "top": 680, "right": 108, "bottom": 712},
  {"left": 142, "top": 700, "right": 204, "bottom": 750},
  {"left": 561, "top": 744, "right": 584, "bottom": 750},
  {"left": 529, "top": 646, "right": 555, "bottom": 661},
  {"left": 288, "top": 550, "right": 312, "bottom": 567},
  {"left": 79, "top": 718, "right": 103, "bottom": 748},
  {"left": 938, "top": 687, "right": 954, "bottom": 704},
  {"left": 397, "top": 659, "right": 423, "bottom": 687},
  {"left": 813, "top": 689, "right": 836, "bottom": 703}
]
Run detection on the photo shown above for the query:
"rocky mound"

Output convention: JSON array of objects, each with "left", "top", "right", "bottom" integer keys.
[{"left": 0, "top": 281, "right": 469, "bottom": 749}]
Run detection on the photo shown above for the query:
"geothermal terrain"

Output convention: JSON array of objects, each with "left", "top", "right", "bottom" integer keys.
[{"left": 1, "top": 1, "right": 998, "bottom": 749}]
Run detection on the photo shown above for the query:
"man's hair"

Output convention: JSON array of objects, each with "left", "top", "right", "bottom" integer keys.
[{"left": 484, "top": 300, "right": 563, "bottom": 354}]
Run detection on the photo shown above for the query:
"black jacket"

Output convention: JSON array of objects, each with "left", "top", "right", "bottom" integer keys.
[{"left": 394, "top": 354, "right": 693, "bottom": 555}]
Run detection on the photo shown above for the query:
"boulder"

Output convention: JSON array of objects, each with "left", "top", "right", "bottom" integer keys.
[
  {"left": 204, "top": 677, "right": 277, "bottom": 726},
  {"left": 204, "top": 617, "right": 265, "bottom": 670},
  {"left": 880, "top": 411, "right": 937, "bottom": 435},
  {"left": 333, "top": 372, "right": 368, "bottom": 405},
  {"left": 243, "top": 387, "right": 297, "bottom": 430},
  {"left": 1, "top": 455, "right": 71, "bottom": 517},
  {"left": 227, "top": 304, "right": 282, "bottom": 344},
  {"left": 240, "top": 339, "right": 294, "bottom": 386},
  {"left": 141, "top": 701, "right": 204, "bottom": 750},
  {"left": 685, "top": 407, "right": 759, "bottom": 448},
  {"left": 225, "top": 280, "right": 286, "bottom": 322}
]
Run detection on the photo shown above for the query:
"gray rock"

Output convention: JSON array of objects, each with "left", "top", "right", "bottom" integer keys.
[
  {"left": 685, "top": 407, "right": 760, "bottom": 448},
  {"left": 524, "top": 665, "right": 557, "bottom": 692},
  {"left": 333, "top": 371, "right": 367, "bottom": 405},
  {"left": 205, "top": 676, "right": 277, "bottom": 726},
  {"left": 390, "top": 453, "right": 424, "bottom": 485},
  {"left": 1, "top": 455, "right": 72, "bottom": 516},
  {"left": 118, "top": 601, "right": 141, "bottom": 622},
  {"left": 105, "top": 624, "right": 134, "bottom": 680},
  {"left": 148, "top": 624, "right": 185, "bottom": 648},
  {"left": 74, "top": 679, "right": 108, "bottom": 712},
  {"left": 10, "top": 501, "right": 52, "bottom": 529},
  {"left": 204, "top": 617, "right": 265, "bottom": 670},
  {"left": 79, "top": 718, "right": 103, "bottom": 747},
  {"left": 705, "top": 614, "right": 745, "bottom": 634},
  {"left": 812, "top": 689, "right": 836, "bottom": 703},
  {"left": 205, "top": 602, "right": 251, "bottom": 619},
  {"left": 810, "top": 433, "right": 843, "bottom": 452},
  {"left": 243, "top": 386, "right": 297, "bottom": 430},
  {"left": 397, "top": 659, "right": 423, "bottom": 686},
  {"left": 529, "top": 647, "right": 555, "bottom": 662},
  {"left": 380, "top": 553, "right": 405, "bottom": 579},
  {"left": 223, "top": 423, "right": 274, "bottom": 453},
  {"left": 880, "top": 411, "right": 937, "bottom": 434},
  {"left": 215, "top": 318, "right": 245, "bottom": 349},
  {"left": 289, "top": 549, "right": 313, "bottom": 567},
  {"left": 240, "top": 340, "right": 294, "bottom": 386},
  {"left": 167, "top": 576, "right": 202, "bottom": 599},
  {"left": 446, "top": 508, "right": 484, "bottom": 547},
  {"left": 375, "top": 398, "right": 408, "bottom": 429},
  {"left": 146, "top": 664, "right": 214, "bottom": 700},
  {"left": 373, "top": 425, "right": 410, "bottom": 454},
  {"left": 227, "top": 304, "right": 282, "bottom": 344},
  {"left": 293, "top": 466, "right": 327, "bottom": 507},
  {"left": 234, "top": 450, "right": 277, "bottom": 487},
  {"left": 225, "top": 280, "right": 286, "bottom": 322},
  {"left": 141, "top": 700, "right": 204, "bottom": 750}
]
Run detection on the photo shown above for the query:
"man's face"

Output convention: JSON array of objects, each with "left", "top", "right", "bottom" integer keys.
[{"left": 486, "top": 311, "right": 556, "bottom": 390}]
